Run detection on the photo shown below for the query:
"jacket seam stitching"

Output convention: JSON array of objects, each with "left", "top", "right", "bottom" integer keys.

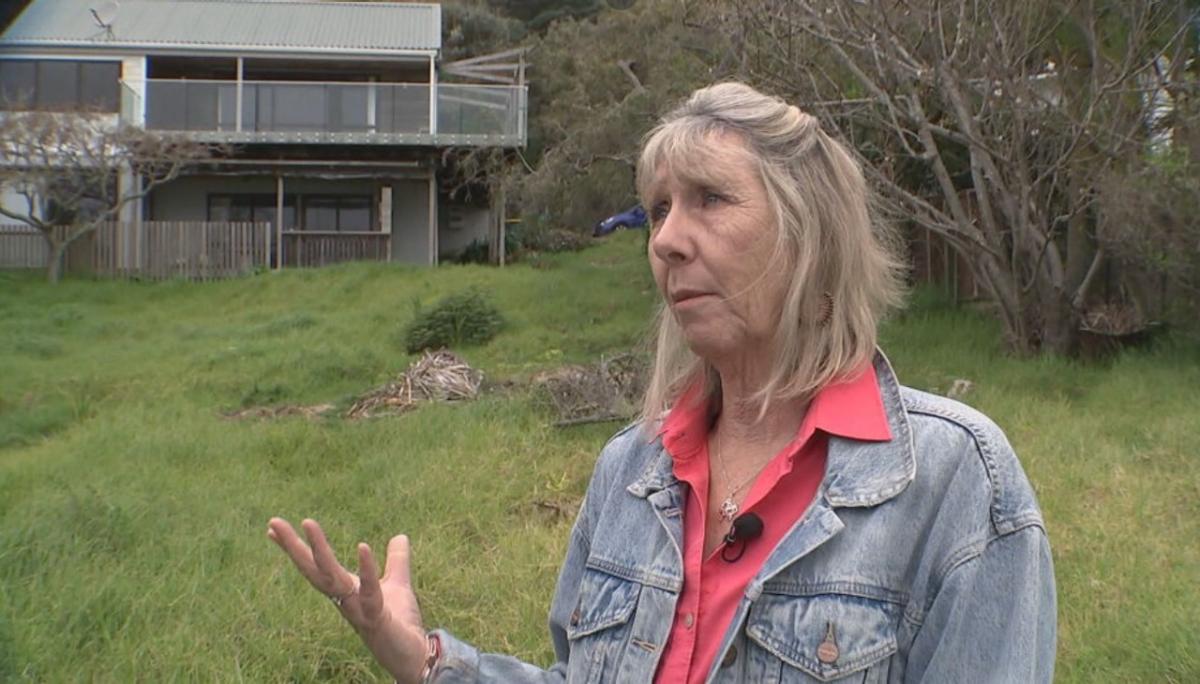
[
  {"left": 906, "top": 522, "right": 1048, "bottom": 626},
  {"left": 904, "top": 401, "right": 1010, "bottom": 526}
]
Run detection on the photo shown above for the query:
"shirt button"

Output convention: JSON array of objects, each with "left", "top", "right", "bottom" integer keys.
[
  {"left": 720, "top": 645, "right": 738, "bottom": 668},
  {"left": 683, "top": 612, "right": 695, "bottom": 629}
]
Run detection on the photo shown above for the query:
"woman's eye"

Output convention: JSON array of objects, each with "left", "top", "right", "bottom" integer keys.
[
  {"left": 701, "top": 190, "right": 723, "bottom": 206},
  {"left": 650, "top": 203, "right": 670, "bottom": 223}
]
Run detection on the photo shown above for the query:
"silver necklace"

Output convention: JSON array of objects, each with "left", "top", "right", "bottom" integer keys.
[{"left": 713, "top": 428, "right": 768, "bottom": 523}]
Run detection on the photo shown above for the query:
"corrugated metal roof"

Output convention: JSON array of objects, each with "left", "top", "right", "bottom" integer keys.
[{"left": 0, "top": 0, "right": 441, "bottom": 55}]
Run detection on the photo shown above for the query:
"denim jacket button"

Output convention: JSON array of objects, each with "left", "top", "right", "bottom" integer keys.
[
  {"left": 720, "top": 645, "right": 738, "bottom": 668},
  {"left": 817, "top": 621, "right": 840, "bottom": 664},
  {"left": 569, "top": 609, "right": 581, "bottom": 627},
  {"left": 817, "top": 640, "right": 839, "bottom": 664}
]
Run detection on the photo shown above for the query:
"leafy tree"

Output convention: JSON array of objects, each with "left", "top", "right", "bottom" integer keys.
[
  {"left": 440, "top": 2, "right": 526, "bottom": 62},
  {"left": 504, "top": 0, "right": 725, "bottom": 233},
  {"left": 487, "top": 0, "right": 607, "bottom": 31}
]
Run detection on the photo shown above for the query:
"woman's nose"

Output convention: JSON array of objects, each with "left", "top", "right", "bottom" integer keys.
[{"left": 650, "top": 206, "right": 693, "bottom": 265}]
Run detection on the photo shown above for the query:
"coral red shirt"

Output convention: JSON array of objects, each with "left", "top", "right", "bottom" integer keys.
[{"left": 654, "top": 366, "right": 892, "bottom": 684}]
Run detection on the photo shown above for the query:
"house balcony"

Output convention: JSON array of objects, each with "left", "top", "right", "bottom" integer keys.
[{"left": 122, "top": 79, "right": 526, "bottom": 147}]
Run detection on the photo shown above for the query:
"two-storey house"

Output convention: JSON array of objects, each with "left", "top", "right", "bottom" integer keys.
[{"left": 0, "top": 0, "right": 526, "bottom": 271}]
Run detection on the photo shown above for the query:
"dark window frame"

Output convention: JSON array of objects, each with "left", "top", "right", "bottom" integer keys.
[
  {"left": 301, "top": 194, "right": 374, "bottom": 232},
  {"left": 206, "top": 193, "right": 298, "bottom": 229},
  {"left": 0, "top": 58, "right": 121, "bottom": 112}
]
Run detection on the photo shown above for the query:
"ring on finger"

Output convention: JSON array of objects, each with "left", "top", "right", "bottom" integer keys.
[{"left": 328, "top": 576, "right": 360, "bottom": 608}]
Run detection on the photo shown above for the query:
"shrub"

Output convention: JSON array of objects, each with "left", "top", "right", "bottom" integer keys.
[
  {"left": 403, "top": 289, "right": 505, "bottom": 353},
  {"left": 520, "top": 227, "right": 591, "bottom": 254},
  {"left": 1098, "top": 154, "right": 1200, "bottom": 331},
  {"left": 452, "top": 239, "right": 491, "bottom": 265}
]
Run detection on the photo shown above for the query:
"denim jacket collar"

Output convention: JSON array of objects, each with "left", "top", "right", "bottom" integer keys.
[
  {"left": 823, "top": 351, "right": 916, "bottom": 507},
  {"left": 626, "top": 350, "right": 915, "bottom": 509}
]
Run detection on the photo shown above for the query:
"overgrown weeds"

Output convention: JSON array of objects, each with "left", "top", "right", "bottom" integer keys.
[{"left": 0, "top": 234, "right": 1196, "bottom": 682}]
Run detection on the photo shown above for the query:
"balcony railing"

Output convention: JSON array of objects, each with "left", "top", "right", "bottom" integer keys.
[{"left": 125, "top": 79, "right": 526, "bottom": 147}]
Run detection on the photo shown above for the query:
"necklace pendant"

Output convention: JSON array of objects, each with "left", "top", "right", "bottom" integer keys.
[{"left": 719, "top": 498, "right": 739, "bottom": 522}]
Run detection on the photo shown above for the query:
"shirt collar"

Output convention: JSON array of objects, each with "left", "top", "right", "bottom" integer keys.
[
  {"left": 635, "top": 349, "right": 915, "bottom": 508},
  {"left": 658, "top": 381, "right": 712, "bottom": 462},
  {"left": 658, "top": 360, "right": 892, "bottom": 462},
  {"left": 806, "top": 362, "right": 893, "bottom": 443}
]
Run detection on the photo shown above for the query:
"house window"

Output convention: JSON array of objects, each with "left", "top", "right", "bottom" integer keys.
[
  {"left": 302, "top": 195, "right": 373, "bottom": 232},
  {"left": 208, "top": 194, "right": 297, "bottom": 229},
  {"left": 0, "top": 59, "right": 120, "bottom": 112}
]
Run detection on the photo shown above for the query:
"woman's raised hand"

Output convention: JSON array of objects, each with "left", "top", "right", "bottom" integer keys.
[{"left": 267, "top": 517, "right": 429, "bottom": 684}]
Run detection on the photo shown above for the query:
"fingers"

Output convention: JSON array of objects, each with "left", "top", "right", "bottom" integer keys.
[
  {"left": 267, "top": 517, "right": 319, "bottom": 579},
  {"left": 268, "top": 517, "right": 415, "bottom": 627},
  {"left": 303, "top": 519, "right": 357, "bottom": 597},
  {"left": 383, "top": 534, "right": 412, "bottom": 587},
  {"left": 266, "top": 517, "right": 357, "bottom": 598},
  {"left": 357, "top": 543, "right": 384, "bottom": 620}
]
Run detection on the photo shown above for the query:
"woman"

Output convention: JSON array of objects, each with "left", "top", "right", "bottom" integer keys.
[{"left": 268, "top": 82, "right": 1056, "bottom": 683}]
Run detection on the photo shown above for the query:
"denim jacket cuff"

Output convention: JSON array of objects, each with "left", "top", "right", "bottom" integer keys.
[{"left": 424, "top": 629, "right": 480, "bottom": 684}]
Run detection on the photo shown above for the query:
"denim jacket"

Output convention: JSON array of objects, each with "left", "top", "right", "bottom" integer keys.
[{"left": 432, "top": 353, "right": 1056, "bottom": 683}]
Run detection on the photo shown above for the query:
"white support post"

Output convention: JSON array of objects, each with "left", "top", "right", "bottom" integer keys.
[
  {"left": 498, "top": 187, "right": 506, "bottom": 267},
  {"left": 275, "top": 174, "right": 284, "bottom": 270},
  {"left": 121, "top": 56, "right": 147, "bottom": 126},
  {"left": 235, "top": 57, "right": 244, "bottom": 132},
  {"left": 367, "top": 76, "right": 378, "bottom": 132},
  {"left": 517, "top": 52, "right": 527, "bottom": 145},
  {"left": 380, "top": 184, "right": 392, "bottom": 262},
  {"left": 488, "top": 186, "right": 506, "bottom": 266},
  {"left": 428, "top": 169, "right": 438, "bottom": 266},
  {"left": 428, "top": 55, "right": 438, "bottom": 138}
]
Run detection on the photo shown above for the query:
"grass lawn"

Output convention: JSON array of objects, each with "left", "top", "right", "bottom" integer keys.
[{"left": 1, "top": 231, "right": 1197, "bottom": 682}]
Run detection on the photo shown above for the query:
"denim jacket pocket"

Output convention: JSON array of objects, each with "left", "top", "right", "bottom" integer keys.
[
  {"left": 566, "top": 566, "right": 642, "bottom": 683},
  {"left": 745, "top": 593, "right": 898, "bottom": 683}
]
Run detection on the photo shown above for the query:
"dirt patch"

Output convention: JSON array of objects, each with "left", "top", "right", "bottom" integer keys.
[{"left": 223, "top": 403, "right": 336, "bottom": 420}]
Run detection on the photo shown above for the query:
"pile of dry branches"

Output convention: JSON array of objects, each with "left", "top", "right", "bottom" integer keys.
[
  {"left": 347, "top": 350, "right": 484, "bottom": 419},
  {"left": 534, "top": 353, "right": 646, "bottom": 426},
  {"left": 1081, "top": 303, "right": 1147, "bottom": 336}
]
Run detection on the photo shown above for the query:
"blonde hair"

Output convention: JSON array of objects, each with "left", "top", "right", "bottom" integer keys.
[{"left": 636, "top": 82, "right": 906, "bottom": 427}]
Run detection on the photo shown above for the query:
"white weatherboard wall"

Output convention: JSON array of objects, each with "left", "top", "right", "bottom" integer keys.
[
  {"left": 391, "top": 179, "right": 432, "bottom": 265},
  {"left": 122, "top": 56, "right": 147, "bottom": 125},
  {"left": 0, "top": 182, "right": 41, "bottom": 221},
  {"left": 438, "top": 203, "right": 489, "bottom": 259}
]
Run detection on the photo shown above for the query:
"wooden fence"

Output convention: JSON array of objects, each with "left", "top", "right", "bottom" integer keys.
[
  {"left": 0, "top": 221, "right": 271, "bottom": 280},
  {"left": 0, "top": 222, "right": 395, "bottom": 278},
  {"left": 907, "top": 226, "right": 983, "bottom": 303},
  {"left": 0, "top": 225, "right": 49, "bottom": 269},
  {"left": 282, "top": 231, "right": 389, "bottom": 268}
]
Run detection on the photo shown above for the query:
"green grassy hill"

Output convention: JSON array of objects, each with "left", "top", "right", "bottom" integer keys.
[{"left": 1, "top": 232, "right": 1197, "bottom": 682}]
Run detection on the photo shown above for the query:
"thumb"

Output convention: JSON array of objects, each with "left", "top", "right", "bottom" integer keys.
[{"left": 382, "top": 534, "right": 413, "bottom": 588}]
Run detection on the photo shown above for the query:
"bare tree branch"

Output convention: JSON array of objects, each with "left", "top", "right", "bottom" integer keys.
[
  {"left": 718, "top": 0, "right": 1189, "bottom": 353},
  {"left": 0, "top": 110, "right": 215, "bottom": 282}
]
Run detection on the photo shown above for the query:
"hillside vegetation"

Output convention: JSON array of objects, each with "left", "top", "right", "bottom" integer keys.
[{"left": 1, "top": 233, "right": 1197, "bottom": 682}]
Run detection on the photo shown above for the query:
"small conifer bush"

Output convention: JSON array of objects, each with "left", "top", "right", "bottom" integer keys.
[{"left": 403, "top": 289, "right": 505, "bottom": 353}]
